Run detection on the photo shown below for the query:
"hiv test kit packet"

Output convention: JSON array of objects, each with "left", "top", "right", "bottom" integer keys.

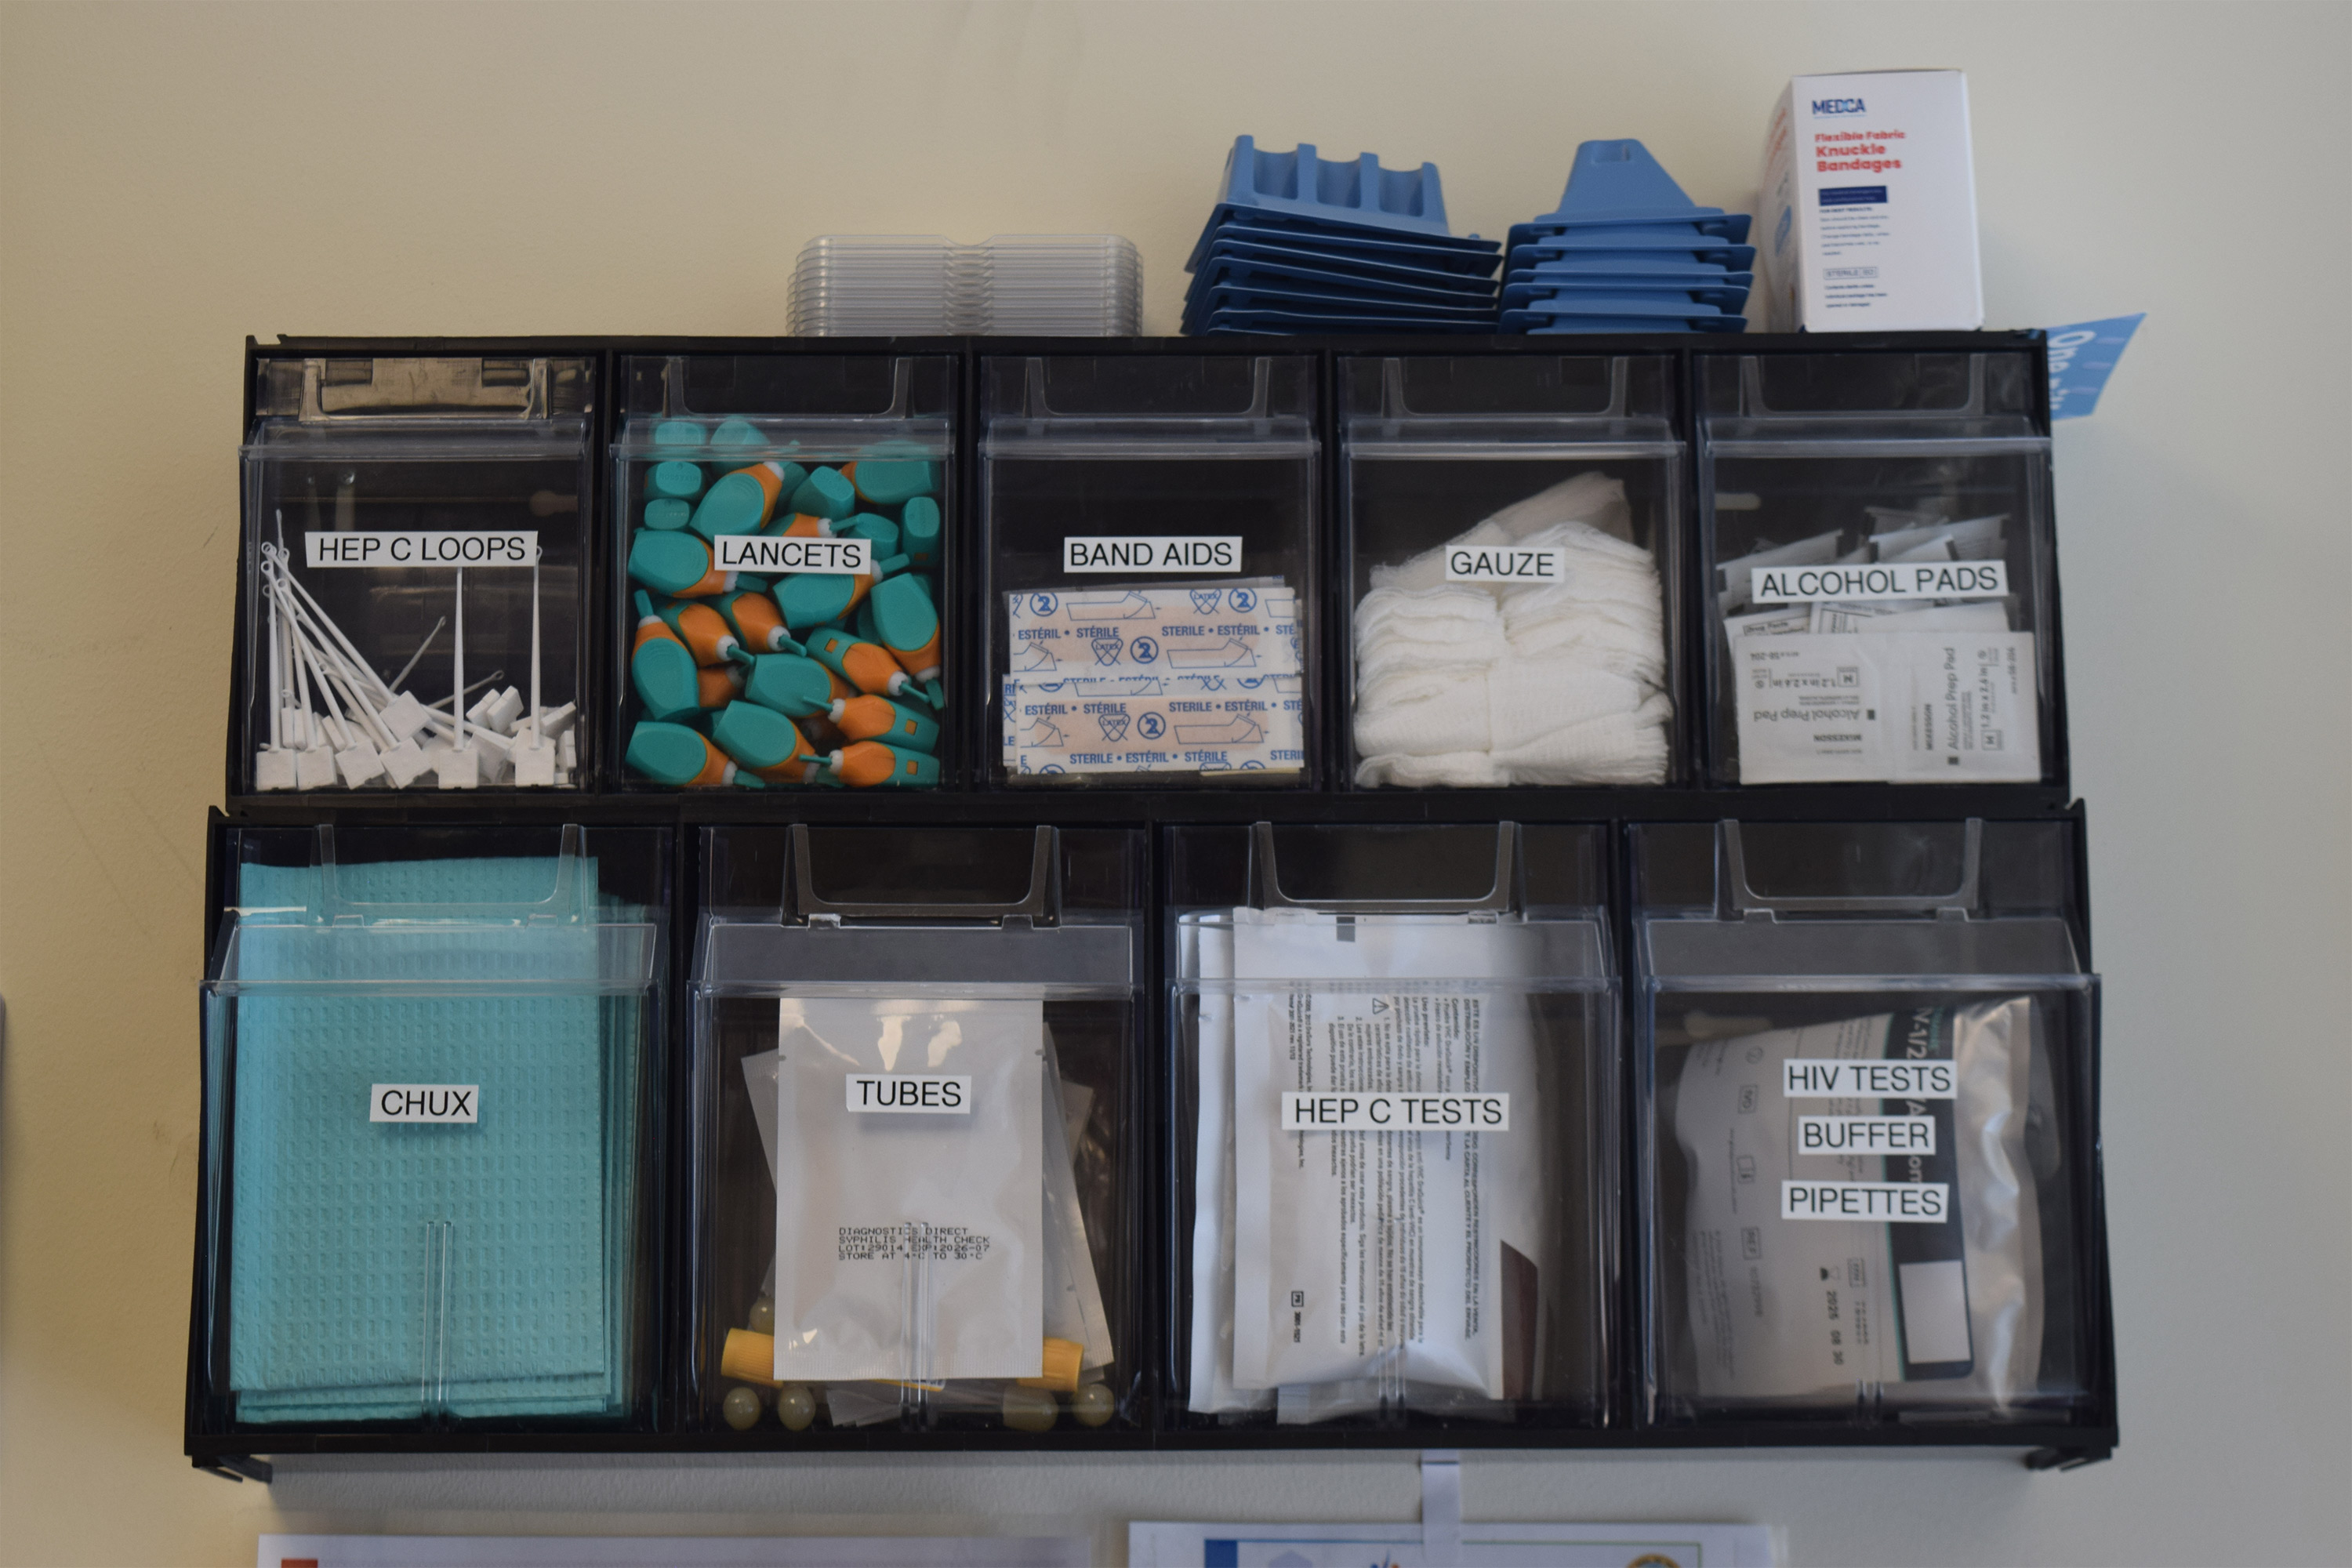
[{"left": 1759, "top": 71, "right": 1983, "bottom": 332}]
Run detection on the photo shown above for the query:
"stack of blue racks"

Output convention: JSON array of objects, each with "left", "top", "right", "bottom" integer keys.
[
  {"left": 1501, "top": 140, "right": 1754, "bottom": 334},
  {"left": 1182, "top": 137, "right": 1501, "bottom": 335}
]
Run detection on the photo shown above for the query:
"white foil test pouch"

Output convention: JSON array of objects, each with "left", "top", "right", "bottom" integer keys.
[
  {"left": 1226, "top": 909, "right": 1549, "bottom": 1402},
  {"left": 769, "top": 997, "right": 1045, "bottom": 1383},
  {"left": 1669, "top": 998, "right": 2042, "bottom": 1408},
  {"left": 1733, "top": 630, "right": 2039, "bottom": 782}
]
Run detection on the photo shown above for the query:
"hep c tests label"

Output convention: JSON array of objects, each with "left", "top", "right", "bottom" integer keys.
[
  {"left": 1280, "top": 1091, "right": 1509, "bottom": 1131},
  {"left": 1733, "top": 630, "right": 2039, "bottom": 783},
  {"left": 307, "top": 532, "right": 538, "bottom": 568}
]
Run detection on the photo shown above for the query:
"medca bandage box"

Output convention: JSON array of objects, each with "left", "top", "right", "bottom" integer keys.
[{"left": 1759, "top": 71, "right": 1982, "bottom": 332}]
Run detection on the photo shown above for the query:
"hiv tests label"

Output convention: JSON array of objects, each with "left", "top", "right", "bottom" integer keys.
[
  {"left": 1279, "top": 1091, "right": 1509, "bottom": 1132},
  {"left": 1782, "top": 1179, "right": 1951, "bottom": 1221},
  {"left": 1733, "top": 630, "right": 2039, "bottom": 783},
  {"left": 845, "top": 1073, "right": 973, "bottom": 1114},
  {"left": 369, "top": 1083, "right": 479, "bottom": 1123},
  {"left": 1751, "top": 560, "right": 2005, "bottom": 603},
  {"left": 1784, "top": 1057, "right": 1956, "bottom": 1098},
  {"left": 1062, "top": 536, "right": 1243, "bottom": 574},
  {"left": 307, "top": 532, "right": 539, "bottom": 568},
  {"left": 1443, "top": 545, "right": 1566, "bottom": 586},
  {"left": 713, "top": 534, "right": 871, "bottom": 574}
]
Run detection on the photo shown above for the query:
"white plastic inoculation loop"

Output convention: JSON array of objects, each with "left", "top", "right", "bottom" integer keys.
[
  {"left": 419, "top": 1218, "right": 452, "bottom": 1418},
  {"left": 1421, "top": 1449, "right": 1462, "bottom": 1567},
  {"left": 898, "top": 1220, "right": 940, "bottom": 1424}
]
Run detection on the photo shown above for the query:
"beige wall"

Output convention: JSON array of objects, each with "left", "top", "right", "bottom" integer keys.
[{"left": 2, "top": 2, "right": 2346, "bottom": 1563}]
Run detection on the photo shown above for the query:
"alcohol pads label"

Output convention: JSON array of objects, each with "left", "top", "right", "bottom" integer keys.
[
  {"left": 369, "top": 1083, "right": 478, "bottom": 1123},
  {"left": 1444, "top": 546, "right": 1566, "bottom": 585},
  {"left": 1796, "top": 1114, "right": 1937, "bottom": 1153},
  {"left": 1751, "top": 561, "right": 2005, "bottom": 603},
  {"left": 713, "top": 534, "right": 870, "bottom": 574},
  {"left": 844, "top": 1073, "right": 973, "bottom": 1113},
  {"left": 1063, "top": 536, "right": 1243, "bottom": 574},
  {"left": 1784, "top": 1058, "right": 1955, "bottom": 1098},
  {"left": 307, "top": 532, "right": 538, "bottom": 568},
  {"left": 1280, "top": 1091, "right": 1509, "bottom": 1132},
  {"left": 1782, "top": 1180, "right": 1951, "bottom": 1222}
]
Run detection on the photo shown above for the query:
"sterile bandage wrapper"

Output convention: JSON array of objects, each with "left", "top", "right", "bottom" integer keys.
[
  {"left": 1732, "top": 631, "right": 2039, "bottom": 782},
  {"left": 1005, "top": 583, "right": 1304, "bottom": 776}
]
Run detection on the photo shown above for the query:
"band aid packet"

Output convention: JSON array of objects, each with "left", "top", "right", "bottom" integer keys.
[{"left": 1003, "top": 583, "right": 1305, "bottom": 777}]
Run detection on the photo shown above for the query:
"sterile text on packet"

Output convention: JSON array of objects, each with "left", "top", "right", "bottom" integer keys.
[
  {"left": 307, "top": 532, "right": 539, "bottom": 568},
  {"left": 1279, "top": 1091, "right": 1509, "bottom": 1132}
]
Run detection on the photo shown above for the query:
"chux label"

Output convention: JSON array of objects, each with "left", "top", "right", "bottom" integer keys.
[
  {"left": 1063, "top": 536, "right": 1243, "bottom": 573},
  {"left": 845, "top": 1073, "right": 973, "bottom": 1113},
  {"left": 1444, "top": 546, "right": 1566, "bottom": 585},
  {"left": 369, "top": 1083, "right": 478, "bottom": 1123},
  {"left": 307, "top": 532, "right": 539, "bottom": 568},
  {"left": 1279, "top": 1091, "right": 1509, "bottom": 1131},
  {"left": 713, "top": 534, "right": 871, "bottom": 574},
  {"left": 1751, "top": 560, "right": 2007, "bottom": 603}
]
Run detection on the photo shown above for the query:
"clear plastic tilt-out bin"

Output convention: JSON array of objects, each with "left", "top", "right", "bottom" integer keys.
[
  {"left": 191, "top": 823, "right": 669, "bottom": 1434},
  {"left": 1340, "top": 354, "right": 1685, "bottom": 789},
  {"left": 689, "top": 825, "right": 1146, "bottom": 1440},
  {"left": 614, "top": 354, "right": 956, "bottom": 792},
  {"left": 238, "top": 357, "right": 595, "bottom": 793},
  {"left": 1697, "top": 351, "right": 2063, "bottom": 786},
  {"left": 1169, "top": 822, "right": 1618, "bottom": 1434},
  {"left": 1633, "top": 818, "right": 2108, "bottom": 1434},
  {"left": 981, "top": 355, "right": 1317, "bottom": 788}
]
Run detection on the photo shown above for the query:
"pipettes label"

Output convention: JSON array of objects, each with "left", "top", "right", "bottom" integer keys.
[
  {"left": 305, "top": 532, "right": 539, "bottom": 568},
  {"left": 1781, "top": 1180, "right": 1951, "bottom": 1221}
]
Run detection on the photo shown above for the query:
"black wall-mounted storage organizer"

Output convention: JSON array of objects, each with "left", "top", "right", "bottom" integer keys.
[{"left": 191, "top": 332, "right": 2112, "bottom": 1482}]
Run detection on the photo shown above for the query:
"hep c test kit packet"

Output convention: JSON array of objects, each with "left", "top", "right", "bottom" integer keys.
[{"left": 1759, "top": 71, "right": 1983, "bottom": 332}]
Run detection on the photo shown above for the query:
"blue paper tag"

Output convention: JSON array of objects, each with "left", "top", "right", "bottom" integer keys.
[{"left": 2045, "top": 314, "right": 2145, "bottom": 419}]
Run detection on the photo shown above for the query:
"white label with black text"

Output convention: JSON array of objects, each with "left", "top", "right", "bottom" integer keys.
[
  {"left": 369, "top": 1083, "right": 479, "bottom": 1123},
  {"left": 1796, "top": 1114, "right": 1937, "bottom": 1154},
  {"left": 844, "top": 1073, "right": 973, "bottom": 1114},
  {"left": 713, "top": 534, "right": 871, "bottom": 574},
  {"left": 1279, "top": 1091, "right": 1509, "bottom": 1132},
  {"left": 1782, "top": 1180, "right": 1950, "bottom": 1222},
  {"left": 1783, "top": 1058, "right": 1956, "bottom": 1098},
  {"left": 1443, "top": 545, "right": 1566, "bottom": 585},
  {"left": 1062, "top": 535, "right": 1243, "bottom": 574},
  {"left": 307, "top": 532, "right": 539, "bottom": 568},
  {"left": 1751, "top": 561, "right": 2007, "bottom": 603}
]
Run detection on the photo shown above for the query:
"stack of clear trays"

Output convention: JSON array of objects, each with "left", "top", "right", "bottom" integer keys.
[{"left": 789, "top": 236, "right": 1140, "bottom": 336}]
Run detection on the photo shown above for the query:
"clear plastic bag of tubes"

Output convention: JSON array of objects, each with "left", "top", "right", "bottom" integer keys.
[
  {"left": 692, "top": 826, "right": 1142, "bottom": 1437},
  {"left": 1172, "top": 823, "right": 1616, "bottom": 1430},
  {"left": 1634, "top": 818, "right": 2106, "bottom": 1428}
]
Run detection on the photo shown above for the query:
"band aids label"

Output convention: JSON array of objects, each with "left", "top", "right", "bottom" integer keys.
[
  {"left": 844, "top": 1073, "right": 972, "bottom": 1113},
  {"left": 307, "top": 532, "right": 539, "bottom": 568},
  {"left": 1004, "top": 673, "right": 1306, "bottom": 776},
  {"left": 1444, "top": 545, "right": 1567, "bottom": 585},
  {"left": 1751, "top": 560, "right": 2007, "bottom": 602},
  {"left": 1733, "top": 631, "right": 2039, "bottom": 783},
  {"left": 368, "top": 1083, "right": 479, "bottom": 1123},
  {"left": 1781, "top": 1181, "right": 1951, "bottom": 1222},
  {"left": 1280, "top": 1091, "right": 1510, "bottom": 1132},
  {"left": 1062, "top": 535, "right": 1243, "bottom": 573},
  {"left": 713, "top": 534, "right": 871, "bottom": 574}
]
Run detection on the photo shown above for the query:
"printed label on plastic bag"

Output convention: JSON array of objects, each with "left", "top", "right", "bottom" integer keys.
[{"left": 1733, "top": 631, "right": 2039, "bottom": 782}]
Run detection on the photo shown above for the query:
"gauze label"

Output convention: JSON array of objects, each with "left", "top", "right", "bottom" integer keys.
[
  {"left": 1733, "top": 631, "right": 2039, "bottom": 783},
  {"left": 1444, "top": 546, "right": 1566, "bottom": 586},
  {"left": 844, "top": 1073, "right": 973, "bottom": 1113},
  {"left": 1280, "top": 1091, "right": 1510, "bottom": 1131},
  {"left": 1751, "top": 561, "right": 2005, "bottom": 603},
  {"left": 713, "top": 534, "right": 871, "bottom": 574},
  {"left": 368, "top": 1083, "right": 478, "bottom": 1123},
  {"left": 307, "top": 532, "right": 538, "bottom": 568},
  {"left": 1063, "top": 536, "right": 1243, "bottom": 573}
]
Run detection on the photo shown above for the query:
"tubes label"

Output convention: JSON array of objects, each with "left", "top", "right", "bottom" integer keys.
[
  {"left": 306, "top": 532, "right": 539, "bottom": 568},
  {"left": 844, "top": 1073, "right": 973, "bottom": 1113},
  {"left": 1781, "top": 1180, "right": 1950, "bottom": 1221},
  {"left": 368, "top": 1083, "right": 479, "bottom": 1123},
  {"left": 1783, "top": 1058, "right": 1955, "bottom": 1098},
  {"left": 1443, "top": 546, "right": 1566, "bottom": 584},
  {"left": 713, "top": 534, "right": 871, "bottom": 574},
  {"left": 1279, "top": 1092, "right": 1509, "bottom": 1131},
  {"left": 1062, "top": 536, "right": 1243, "bottom": 573},
  {"left": 1751, "top": 560, "right": 2006, "bottom": 602}
]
